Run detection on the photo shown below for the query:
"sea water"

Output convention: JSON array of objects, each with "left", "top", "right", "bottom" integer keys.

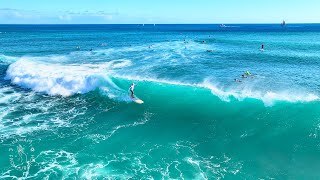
[{"left": 1, "top": 24, "right": 320, "bottom": 179}]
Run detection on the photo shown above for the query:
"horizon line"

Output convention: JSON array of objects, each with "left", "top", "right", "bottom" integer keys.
[{"left": 1, "top": 23, "right": 320, "bottom": 25}]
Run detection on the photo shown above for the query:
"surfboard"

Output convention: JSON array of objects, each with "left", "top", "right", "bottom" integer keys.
[{"left": 131, "top": 96, "right": 144, "bottom": 104}]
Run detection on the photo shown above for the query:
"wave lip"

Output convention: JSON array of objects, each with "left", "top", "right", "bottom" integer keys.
[{"left": 200, "top": 79, "right": 319, "bottom": 105}]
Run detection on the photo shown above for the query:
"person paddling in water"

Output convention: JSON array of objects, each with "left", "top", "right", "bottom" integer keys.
[{"left": 129, "top": 83, "right": 135, "bottom": 98}]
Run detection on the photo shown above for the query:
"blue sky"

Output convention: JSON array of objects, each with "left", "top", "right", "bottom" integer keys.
[{"left": 0, "top": 0, "right": 320, "bottom": 24}]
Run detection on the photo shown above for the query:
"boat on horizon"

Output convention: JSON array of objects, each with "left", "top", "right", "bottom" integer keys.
[{"left": 220, "top": 24, "right": 227, "bottom": 28}]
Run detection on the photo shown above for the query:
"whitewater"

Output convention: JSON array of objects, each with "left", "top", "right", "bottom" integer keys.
[{"left": 1, "top": 24, "right": 320, "bottom": 179}]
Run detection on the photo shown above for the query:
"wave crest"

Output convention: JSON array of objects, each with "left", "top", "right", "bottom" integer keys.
[
  {"left": 5, "top": 58, "right": 119, "bottom": 96},
  {"left": 114, "top": 75, "right": 319, "bottom": 106}
]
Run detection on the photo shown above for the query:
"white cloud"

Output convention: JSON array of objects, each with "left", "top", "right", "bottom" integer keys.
[
  {"left": 0, "top": 8, "right": 25, "bottom": 18},
  {"left": 59, "top": 15, "right": 72, "bottom": 21},
  {"left": 0, "top": 8, "right": 121, "bottom": 23},
  {"left": 0, "top": 8, "right": 155, "bottom": 24}
]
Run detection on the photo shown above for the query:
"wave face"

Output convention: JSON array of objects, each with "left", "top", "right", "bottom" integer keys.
[
  {"left": 5, "top": 57, "right": 319, "bottom": 106},
  {"left": 1, "top": 25, "right": 320, "bottom": 179}
]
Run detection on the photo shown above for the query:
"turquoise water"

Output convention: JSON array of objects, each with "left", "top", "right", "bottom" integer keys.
[{"left": 1, "top": 24, "right": 320, "bottom": 179}]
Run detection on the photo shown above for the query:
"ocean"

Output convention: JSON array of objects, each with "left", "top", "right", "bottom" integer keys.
[{"left": 0, "top": 24, "right": 320, "bottom": 179}]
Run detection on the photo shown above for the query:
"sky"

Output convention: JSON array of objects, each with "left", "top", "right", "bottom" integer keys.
[{"left": 0, "top": 0, "right": 320, "bottom": 24}]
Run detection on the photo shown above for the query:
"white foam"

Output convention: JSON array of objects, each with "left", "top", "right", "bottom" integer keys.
[
  {"left": 110, "top": 59, "right": 132, "bottom": 69},
  {"left": 25, "top": 150, "right": 79, "bottom": 179},
  {"left": 0, "top": 87, "right": 96, "bottom": 138},
  {"left": 0, "top": 92, "right": 21, "bottom": 104},
  {"left": 5, "top": 58, "right": 123, "bottom": 97}
]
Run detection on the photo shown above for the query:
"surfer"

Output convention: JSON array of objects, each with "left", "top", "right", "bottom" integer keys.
[
  {"left": 234, "top": 79, "right": 242, "bottom": 82},
  {"left": 129, "top": 83, "right": 135, "bottom": 97},
  {"left": 242, "top": 71, "right": 254, "bottom": 78},
  {"left": 261, "top": 44, "right": 264, "bottom": 50}
]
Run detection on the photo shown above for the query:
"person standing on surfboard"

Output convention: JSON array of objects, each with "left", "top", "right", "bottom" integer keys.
[
  {"left": 129, "top": 83, "right": 135, "bottom": 97},
  {"left": 260, "top": 44, "right": 264, "bottom": 51}
]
